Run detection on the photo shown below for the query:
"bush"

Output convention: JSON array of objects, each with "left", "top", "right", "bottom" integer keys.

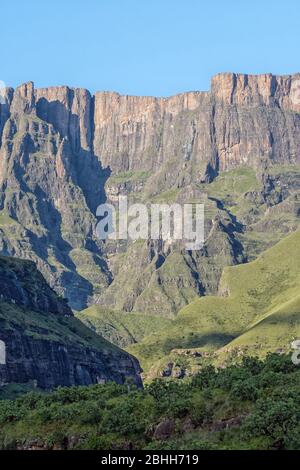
[
  {"left": 283, "top": 425, "right": 300, "bottom": 450},
  {"left": 241, "top": 356, "right": 263, "bottom": 375},
  {"left": 190, "top": 393, "right": 212, "bottom": 425},
  {"left": 230, "top": 379, "right": 258, "bottom": 401},
  {"left": 214, "top": 366, "right": 251, "bottom": 391},
  {"left": 0, "top": 354, "right": 299, "bottom": 450},
  {"left": 244, "top": 397, "right": 298, "bottom": 442},
  {"left": 263, "top": 353, "right": 296, "bottom": 374},
  {"left": 190, "top": 366, "right": 216, "bottom": 389},
  {"left": 0, "top": 400, "right": 26, "bottom": 424}
]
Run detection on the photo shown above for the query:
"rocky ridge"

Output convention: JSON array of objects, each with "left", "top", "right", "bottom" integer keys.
[
  {"left": 0, "top": 73, "right": 300, "bottom": 314},
  {"left": 0, "top": 255, "right": 142, "bottom": 389}
]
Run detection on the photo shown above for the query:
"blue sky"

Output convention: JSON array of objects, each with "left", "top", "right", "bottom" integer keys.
[{"left": 1, "top": 0, "right": 300, "bottom": 96}]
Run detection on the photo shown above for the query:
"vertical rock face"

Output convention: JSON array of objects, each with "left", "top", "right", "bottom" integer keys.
[
  {"left": 93, "top": 91, "right": 205, "bottom": 174},
  {"left": 0, "top": 87, "right": 14, "bottom": 147},
  {"left": 211, "top": 73, "right": 300, "bottom": 171},
  {"left": 36, "top": 86, "right": 93, "bottom": 152},
  {"left": 0, "top": 82, "right": 111, "bottom": 310},
  {"left": 10, "top": 82, "right": 35, "bottom": 115},
  {"left": 93, "top": 73, "right": 300, "bottom": 184},
  {"left": 0, "top": 74, "right": 300, "bottom": 314},
  {"left": 211, "top": 72, "right": 300, "bottom": 110}
]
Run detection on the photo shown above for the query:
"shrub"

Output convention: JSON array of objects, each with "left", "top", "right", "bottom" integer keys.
[
  {"left": 190, "top": 393, "right": 212, "bottom": 425},
  {"left": 244, "top": 397, "right": 298, "bottom": 442},
  {"left": 190, "top": 366, "right": 216, "bottom": 389},
  {"left": 230, "top": 379, "right": 258, "bottom": 401}
]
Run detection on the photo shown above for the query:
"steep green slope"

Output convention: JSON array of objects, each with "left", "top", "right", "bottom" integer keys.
[
  {"left": 219, "top": 294, "right": 300, "bottom": 360},
  {"left": 128, "top": 230, "right": 300, "bottom": 375},
  {"left": 100, "top": 164, "right": 300, "bottom": 317},
  {"left": 76, "top": 305, "right": 171, "bottom": 348},
  {"left": 0, "top": 256, "right": 142, "bottom": 389}
]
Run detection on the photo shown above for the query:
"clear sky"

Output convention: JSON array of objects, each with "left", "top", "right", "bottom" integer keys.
[{"left": 1, "top": 0, "right": 300, "bottom": 96}]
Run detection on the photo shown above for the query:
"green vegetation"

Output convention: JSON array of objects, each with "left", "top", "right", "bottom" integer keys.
[
  {"left": 202, "top": 166, "right": 261, "bottom": 207},
  {"left": 127, "top": 230, "right": 300, "bottom": 375},
  {"left": 108, "top": 170, "right": 151, "bottom": 185},
  {"left": 100, "top": 241, "right": 203, "bottom": 318},
  {"left": 268, "top": 163, "right": 300, "bottom": 178},
  {"left": 150, "top": 187, "right": 181, "bottom": 204},
  {"left": 133, "top": 251, "right": 201, "bottom": 317},
  {"left": 0, "top": 301, "right": 120, "bottom": 352},
  {"left": 0, "top": 211, "right": 18, "bottom": 226},
  {"left": 0, "top": 354, "right": 299, "bottom": 450},
  {"left": 69, "top": 249, "right": 110, "bottom": 293},
  {"left": 99, "top": 164, "right": 300, "bottom": 318},
  {"left": 0, "top": 256, "right": 119, "bottom": 352},
  {"left": 77, "top": 305, "right": 171, "bottom": 348}
]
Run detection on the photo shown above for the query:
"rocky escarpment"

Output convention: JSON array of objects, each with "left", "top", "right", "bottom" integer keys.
[
  {"left": 94, "top": 73, "right": 300, "bottom": 184},
  {"left": 0, "top": 82, "right": 111, "bottom": 310},
  {"left": 0, "top": 255, "right": 142, "bottom": 389},
  {"left": 0, "top": 255, "right": 71, "bottom": 315},
  {"left": 0, "top": 74, "right": 300, "bottom": 315}
]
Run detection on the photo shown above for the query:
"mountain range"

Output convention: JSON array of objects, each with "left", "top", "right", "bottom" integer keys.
[{"left": 0, "top": 73, "right": 300, "bottom": 387}]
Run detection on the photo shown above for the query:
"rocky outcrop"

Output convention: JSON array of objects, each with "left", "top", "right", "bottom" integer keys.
[
  {"left": 0, "top": 255, "right": 142, "bottom": 389},
  {"left": 93, "top": 91, "right": 205, "bottom": 174},
  {"left": 0, "top": 255, "right": 71, "bottom": 316},
  {"left": 0, "top": 74, "right": 300, "bottom": 314},
  {"left": 0, "top": 82, "right": 111, "bottom": 310},
  {"left": 0, "top": 326, "right": 142, "bottom": 389}
]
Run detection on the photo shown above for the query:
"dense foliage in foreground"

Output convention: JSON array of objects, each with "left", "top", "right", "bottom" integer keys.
[{"left": 0, "top": 354, "right": 299, "bottom": 450}]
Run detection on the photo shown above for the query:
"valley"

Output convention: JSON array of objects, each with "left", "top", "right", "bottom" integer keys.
[{"left": 0, "top": 74, "right": 299, "bottom": 451}]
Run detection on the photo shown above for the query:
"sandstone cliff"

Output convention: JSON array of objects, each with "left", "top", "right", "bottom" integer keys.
[
  {"left": 94, "top": 73, "right": 300, "bottom": 182},
  {"left": 0, "top": 73, "right": 299, "bottom": 315}
]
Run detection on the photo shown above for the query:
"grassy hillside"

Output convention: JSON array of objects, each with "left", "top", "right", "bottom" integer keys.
[
  {"left": 76, "top": 306, "right": 172, "bottom": 348},
  {"left": 98, "top": 164, "right": 300, "bottom": 317},
  {"left": 127, "top": 230, "right": 300, "bottom": 376},
  {"left": 0, "top": 255, "right": 119, "bottom": 353},
  {"left": 219, "top": 294, "right": 300, "bottom": 360},
  {"left": 0, "top": 301, "right": 118, "bottom": 352}
]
